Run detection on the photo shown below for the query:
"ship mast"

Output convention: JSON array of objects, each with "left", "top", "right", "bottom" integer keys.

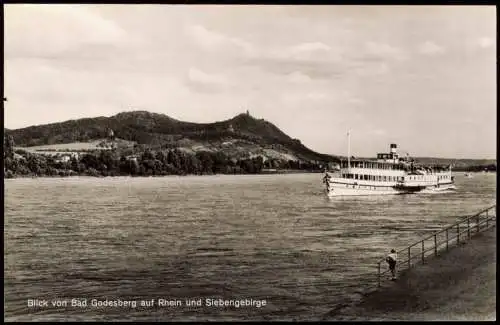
[{"left": 347, "top": 131, "right": 351, "bottom": 172}]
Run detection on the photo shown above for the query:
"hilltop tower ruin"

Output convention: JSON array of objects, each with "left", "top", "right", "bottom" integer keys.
[{"left": 107, "top": 128, "right": 115, "bottom": 140}]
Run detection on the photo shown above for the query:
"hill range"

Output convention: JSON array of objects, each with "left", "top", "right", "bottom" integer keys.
[{"left": 5, "top": 111, "right": 339, "bottom": 164}]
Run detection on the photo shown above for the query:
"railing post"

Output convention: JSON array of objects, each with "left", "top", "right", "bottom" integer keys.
[
  {"left": 477, "top": 214, "right": 480, "bottom": 232},
  {"left": 457, "top": 224, "right": 460, "bottom": 244},
  {"left": 467, "top": 217, "right": 470, "bottom": 239},
  {"left": 486, "top": 215, "right": 489, "bottom": 228},
  {"left": 434, "top": 234, "right": 437, "bottom": 256},
  {"left": 377, "top": 262, "right": 381, "bottom": 287},
  {"left": 446, "top": 228, "right": 449, "bottom": 251},
  {"left": 408, "top": 247, "right": 411, "bottom": 268},
  {"left": 421, "top": 241, "right": 424, "bottom": 263}
]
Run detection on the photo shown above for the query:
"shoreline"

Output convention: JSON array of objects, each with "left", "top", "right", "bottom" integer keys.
[{"left": 4, "top": 170, "right": 326, "bottom": 179}]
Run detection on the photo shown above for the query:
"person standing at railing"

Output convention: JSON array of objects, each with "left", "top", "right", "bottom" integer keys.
[
  {"left": 386, "top": 249, "right": 398, "bottom": 280},
  {"left": 323, "top": 170, "right": 331, "bottom": 191}
]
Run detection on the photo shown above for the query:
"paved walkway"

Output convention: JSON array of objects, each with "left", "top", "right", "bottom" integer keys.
[{"left": 327, "top": 226, "right": 496, "bottom": 321}]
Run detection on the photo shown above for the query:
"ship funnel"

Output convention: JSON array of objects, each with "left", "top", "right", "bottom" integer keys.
[{"left": 390, "top": 143, "right": 397, "bottom": 154}]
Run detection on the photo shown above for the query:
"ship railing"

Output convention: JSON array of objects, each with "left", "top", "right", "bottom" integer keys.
[{"left": 376, "top": 204, "right": 496, "bottom": 287}]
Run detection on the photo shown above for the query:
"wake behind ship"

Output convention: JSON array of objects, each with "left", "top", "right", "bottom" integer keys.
[{"left": 323, "top": 144, "right": 456, "bottom": 197}]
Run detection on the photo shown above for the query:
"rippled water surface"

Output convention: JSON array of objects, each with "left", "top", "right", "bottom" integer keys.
[{"left": 4, "top": 173, "right": 496, "bottom": 321}]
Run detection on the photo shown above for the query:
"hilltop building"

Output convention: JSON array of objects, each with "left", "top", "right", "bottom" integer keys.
[
  {"left": 107, "top": 128, "right": 115, "bottom": 140},
  {"left": 54, "top": 152, "right": 80, "bottom": 163},
  {"left": 125, "top": 155, "right": 139, "bottom": 162}
]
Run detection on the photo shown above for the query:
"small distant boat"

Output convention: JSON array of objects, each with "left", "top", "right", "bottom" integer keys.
[
  {"left": 464, "top": 173, "right": 474, "bottom": 178},
  {"left": 323, "top": 136, "right": 456, "bottom": 197}
]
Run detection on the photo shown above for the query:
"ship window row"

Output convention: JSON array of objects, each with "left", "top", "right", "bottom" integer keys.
[
  {"left": 407, "top": 176, "right": 424, "bottom": 180},
  {"left": 341, "top": 161, "right": 403, "bottom": 170},
  {"left": 342, "top": 173, "right": 403, "bottom": 182}
]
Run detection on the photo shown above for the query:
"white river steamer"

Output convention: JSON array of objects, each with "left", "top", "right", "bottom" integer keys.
[{"left": 323, "top": 141, "right": 456, "bottom": 197}]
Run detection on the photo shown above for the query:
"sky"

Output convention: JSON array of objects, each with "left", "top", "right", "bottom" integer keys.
[{"left": 3, "top": 5, "right": 496, "bottom": 159}]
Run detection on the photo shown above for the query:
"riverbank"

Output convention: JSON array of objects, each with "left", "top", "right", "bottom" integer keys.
[
  {"left": 325, "top": 226, "right": 496, "bottom": 321},
  {"left": 4, "top": 169, "right": 325, "bottom": 179}
]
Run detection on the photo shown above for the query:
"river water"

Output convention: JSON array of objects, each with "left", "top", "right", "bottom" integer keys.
[{"left": 4, "top": 172, "right": 496, "bottom": 321}]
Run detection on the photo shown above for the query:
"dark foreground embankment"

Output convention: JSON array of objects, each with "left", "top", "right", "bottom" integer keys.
[{"left": 325, "top": 227, "right": 496, "bottom": 321}]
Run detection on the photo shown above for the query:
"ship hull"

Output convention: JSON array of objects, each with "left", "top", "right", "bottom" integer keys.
[
  {"left": 418, "top": 183, "right": 457, "bottom": 193},
  {"left": 326, "top": 186, "right": 403, "bottom": 197},
  {"left": 325, "top": 180, "right": 456, "bottom": 197},
  {"left": 326, "top": 181, "right": 404, "bottom": 196}
]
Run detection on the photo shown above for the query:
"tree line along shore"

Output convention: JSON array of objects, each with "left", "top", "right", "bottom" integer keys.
[
  {"left": 3, "top": 133, "right": 495, "bottom": 178},
  {"left": 3, "top": 141, "right": 325, "bottom": 179}
]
